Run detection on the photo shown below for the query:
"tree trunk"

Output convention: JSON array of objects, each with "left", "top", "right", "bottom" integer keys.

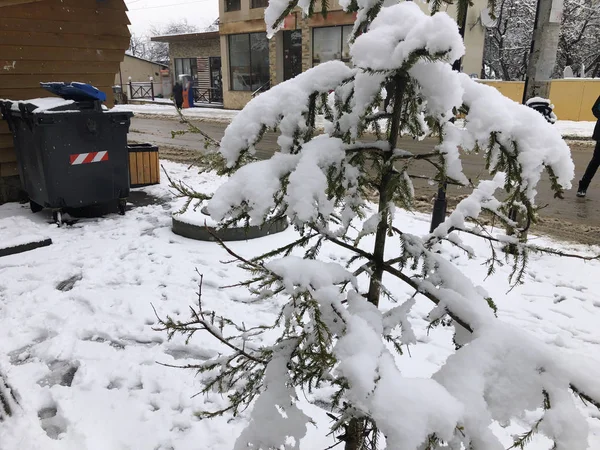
[
  {"left": 345, "top": 418, "right": 365, "bottom": 450},
  {"left": 366, "top": 75, "right": 406, "bottom": 308},
  {"left": 345, "top": 76, "right": 406, "bottom": 450}
]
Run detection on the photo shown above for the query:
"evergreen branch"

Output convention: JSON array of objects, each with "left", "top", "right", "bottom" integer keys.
[
  {"left": 453, "top": 227, "right": 600, "bottom": 262},
  {"left": 152, "top": 304, "right": 267, "bottom": 364},
  {"left": 508, "top": 391, "right": 550, "bottom": 449},
  {"left": 570, "top": 384, "right": 600, "bottom": 410}
]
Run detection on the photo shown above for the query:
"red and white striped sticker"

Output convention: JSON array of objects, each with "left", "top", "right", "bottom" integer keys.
[{"left": 69, "top": 151, "right": 109, "bottom": 165}]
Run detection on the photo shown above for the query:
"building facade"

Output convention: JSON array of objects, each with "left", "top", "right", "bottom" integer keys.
[
  {"left": 218, "top": 0, "right": 489, "bottom": 109},
  {"left": 115, "top": 54, "right": 170, "bottom": 98},
  {"left": 151, "top": 32, "right": 223, "bottom": 104}
]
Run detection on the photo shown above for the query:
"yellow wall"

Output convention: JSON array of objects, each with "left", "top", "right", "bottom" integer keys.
[
  {"left": 478, "top": 80, "right": 524, "bottom": 103},
  {"left": 479, "top": 79, "right": 600, "bottom": 122},
  {"left": 550, "top": 80, "right": 600, "bottom": 122}
]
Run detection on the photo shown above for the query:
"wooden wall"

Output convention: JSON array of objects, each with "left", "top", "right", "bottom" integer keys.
[{"left": 0, "top": 0, "right": 130, "bottom": 200}]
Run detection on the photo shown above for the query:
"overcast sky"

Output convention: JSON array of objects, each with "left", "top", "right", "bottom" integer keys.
[{"left": 125, "top": 0, "right": 220, "bottom": 36}]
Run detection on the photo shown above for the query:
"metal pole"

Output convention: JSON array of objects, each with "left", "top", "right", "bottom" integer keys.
[{"left": 430, "top": 4, "right": 468, "bottom": 233}]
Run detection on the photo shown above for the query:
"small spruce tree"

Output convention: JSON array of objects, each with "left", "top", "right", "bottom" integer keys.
[{"left": 157, "top": 1, "right": 600, "bottom": 449}]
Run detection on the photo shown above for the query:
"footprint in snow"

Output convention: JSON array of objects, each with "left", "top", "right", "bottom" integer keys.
[
  {"left": 38, "top": 401, "right": 67, "bottom": 440},
  {"left": 37, "top": 360, "right": 79, "bottom": 388}
]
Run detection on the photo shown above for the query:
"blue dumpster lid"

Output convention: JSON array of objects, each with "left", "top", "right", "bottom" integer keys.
[{"left": 40, "top": 82, "right": 107, "bottom": 102}]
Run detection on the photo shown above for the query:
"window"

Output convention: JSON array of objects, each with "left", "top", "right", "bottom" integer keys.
[
  {"left": 312, "top": 25, "right": 353, "bottom": 65},
  {"left": 228, "top": 33, "right": 270, "bottom": 91},
  {"left": 251, "top": 0, "right": 268, "bottom": 8},
  {"left": 283, "top": 30, "right": 302, "bottom": 80},
  {"left": 174, "top": 58, "right": 198, "bottom": 83},
  {"left": 225, "top": 0, "right": 240, "bottom": 12}
]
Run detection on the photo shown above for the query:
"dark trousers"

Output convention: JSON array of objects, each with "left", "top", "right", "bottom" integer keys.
[
  {"left": 175, "top": 100, "right": 183, "bottom": 110},
  {"left": 580, "top": 140, "right": 600, "bottom": 191}
]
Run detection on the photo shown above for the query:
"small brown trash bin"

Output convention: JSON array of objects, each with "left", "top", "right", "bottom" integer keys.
[{"left": 128, "top": 144, "right": 160, "bottom": 187}]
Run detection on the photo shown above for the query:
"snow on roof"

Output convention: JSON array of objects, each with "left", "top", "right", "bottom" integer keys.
[
  {"left": 150, "top": 31, "right": 219, "bottom": 42},
  {"left": 123, "top": 53, "right": 169, "bottom": 68}
]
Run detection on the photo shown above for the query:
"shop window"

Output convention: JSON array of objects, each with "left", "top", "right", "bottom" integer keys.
[
  {"left": 228, "top": 33, "right": 270, "bottom": 91},
  {"left": 312, "top": 25, "right": 353, "bottom": 65},
  {"left": 174, "top": 58, "right": 198, "bottom": 83}
]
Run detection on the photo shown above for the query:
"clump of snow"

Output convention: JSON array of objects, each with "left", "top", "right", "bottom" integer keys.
[
  {"left": 334, "top": 291, "right": 464, "bottom": 448},
  {"left": 431, "top": 173, "right": 506, "bottom": 236},
  {"left": 209, "top": 135, "right": 362, "bottom": 230},
  {"left": 434, "top": 323, "right": 590, "bottom": 450},
  {"left": 234, "top": 341, "right": 311, "bottom": 450},
  {"left": 208, "top": 152, "right": 299, "bottom": 223},
  {"left": 350, "top": 2, "right": 465, "bottom": 71},
  {"left": 405, "top": 57, "right": 574, "bottom": 200},
  {"left": 264, "top": 0, "right": 312, "bottom": 37},
  {"left": 409, "top": 61, "right": 464, "bottom": 119},
  {"left": 458, "top": 75, "right": 574, "bottom": 197},
  {"left": 337, "top": 71, "right": 387, "bottom": 137},
  {"left": 266, "top": 256, "right": 356, "bottom": 293},
  {"left": 284, "top": 136, "right": 346, "bottom": 223},
  {"left": 7, "top": 97, "right": 75, "bottom": 112}
]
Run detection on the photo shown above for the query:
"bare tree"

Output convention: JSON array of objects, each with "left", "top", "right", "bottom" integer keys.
[
  {"left": 128, "top": 33, "right": 149, "bottom": 59},
  {"left": 147, "top": 20, "right": 199, "bottom": 65},
  {"left": 483, "top": 0, "right": 600, "bottom": 80},
  {"left": 556, "top": 0, "right": 600, "bottom": 78}
]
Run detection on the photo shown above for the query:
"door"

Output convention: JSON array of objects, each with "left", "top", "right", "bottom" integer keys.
[
  {"left": 209, "top": 57, "right": 223, "bottom": 103},
  {"left": 283, "top": 30, "right": 302, "bottom": 81}
]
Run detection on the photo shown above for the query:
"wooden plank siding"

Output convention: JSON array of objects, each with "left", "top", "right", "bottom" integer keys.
[{"left": 0, "top": 0, "right": 130, "bottom": 197}]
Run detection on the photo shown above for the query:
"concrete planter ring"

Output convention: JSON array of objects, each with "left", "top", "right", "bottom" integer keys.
[{"left": 172, "top": 205, "right": 288, "bottom": 242}]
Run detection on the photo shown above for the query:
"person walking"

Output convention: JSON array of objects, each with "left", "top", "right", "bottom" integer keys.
[
  {"left": 577, "top": 95, "right": 600, "bottom": 197},
  {"left": 173, "top": 82, "right": 184, "bottom": 110}
]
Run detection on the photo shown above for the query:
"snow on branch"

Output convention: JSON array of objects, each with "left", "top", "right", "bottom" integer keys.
[
  {"left": 209, "top": 135, "right": 365, "bottom": 230},
  {"left": 334, "top": 291, "right": 464, "bottom": 448},
  {"left": 219, "top": 62, "right": 354, "bottom": 168},
  {"left": 350, "top": 2, "right": 465, "bottom": 71},
  {"left": 458, "top": 74, "right": 574, "bottom": 199}
]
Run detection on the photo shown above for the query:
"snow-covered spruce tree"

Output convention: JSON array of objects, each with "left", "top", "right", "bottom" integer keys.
[{"left": 157, "top": 1, "right": 600, "bottom": 449}]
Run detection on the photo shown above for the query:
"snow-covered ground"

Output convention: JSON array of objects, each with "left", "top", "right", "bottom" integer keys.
[
  {"left": 1, "top": 160, "right": 599, "bottom": 449},
  {"left": 129, "top": 98, "right": 175, "bottom": 106},
  {"left": 113, "top": 104, "right": 598, "bottom": 138},
  {"left": 113, "top": 104, "right": 239, "bottom": 123},
  {"left": 555, "top": 120, "right": 597, "bottom": 139}
]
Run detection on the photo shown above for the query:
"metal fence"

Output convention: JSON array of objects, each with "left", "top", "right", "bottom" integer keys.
[
  {"left": 129, "top": 81, "right": 155, "bottom": 101},
  {"left": 192, "top": 86, "right": 223, "bottom": 104}
]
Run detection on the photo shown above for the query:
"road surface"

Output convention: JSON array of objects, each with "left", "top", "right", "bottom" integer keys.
[{"left": 129, "top": 116, "right": 600, "bottom": 244}]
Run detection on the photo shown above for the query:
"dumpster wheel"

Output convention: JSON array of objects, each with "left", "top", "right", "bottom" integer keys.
[
  {"left": 30, "top": 200, "right": 43, "bottom": 213},
  {"left": 52, "top": 210, "right": 63, "bottom": 226},
  {"left": 118, "top": 198, "right": 127, "bottom": 216}
]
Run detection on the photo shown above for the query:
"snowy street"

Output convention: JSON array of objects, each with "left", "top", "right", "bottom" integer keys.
[
  {"left": 125, "top": 113, "right": 600, "bottom": 244},
  {"left": 1, "top": 160, "right": 599, "bottom": 449}
]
